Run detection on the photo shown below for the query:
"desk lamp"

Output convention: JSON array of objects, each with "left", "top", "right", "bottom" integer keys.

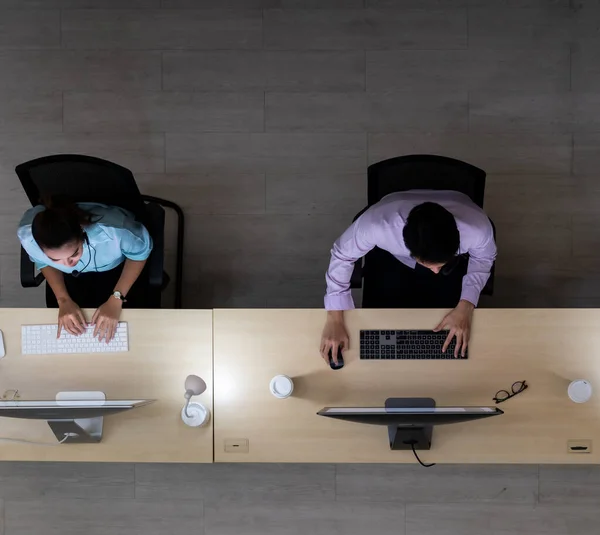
[{"left": 182, "top": 375, "right": 209, "bottom": 427}]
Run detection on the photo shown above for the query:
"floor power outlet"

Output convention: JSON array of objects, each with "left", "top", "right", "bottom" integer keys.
[{"left": 567, "top": 439, "right": 593, "bottom": 454}]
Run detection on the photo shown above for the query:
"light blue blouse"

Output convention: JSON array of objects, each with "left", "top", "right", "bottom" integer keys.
[{"left": 17, "top": 203, "right": 153, "bottom": 274}]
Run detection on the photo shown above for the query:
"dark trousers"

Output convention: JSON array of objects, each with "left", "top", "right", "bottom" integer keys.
[
  {"left": 362, "top": 248, "right": 466, "bottom": 309},
  {"left": 46, "top": 262, "right": 150, "bottom": 309}
]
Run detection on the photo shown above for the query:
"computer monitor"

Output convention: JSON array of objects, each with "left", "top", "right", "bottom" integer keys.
[
  {"left": 0, "top": 396, "right": 155, "bottom": 444},
  {"left": 317, "top": 397, "right": 503, "bottom": 451}
]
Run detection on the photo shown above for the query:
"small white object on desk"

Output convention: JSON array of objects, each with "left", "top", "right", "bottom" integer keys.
[
  {"left": 21, "top": 323, "right": 129, "bottom": 355},
  {"left": 568, "top": 379, "right": 593, "bottom": 403},
  {"left": 0, "top": 329, "right": 5, "bottom": 358},
  {"left": 270, "top": 375, "right": 294, "bottom": 399},
  {"left": 181, "top": 375, "right": 210, "bottom": 427}
]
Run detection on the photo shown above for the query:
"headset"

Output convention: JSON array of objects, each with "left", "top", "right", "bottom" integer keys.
[{"left": 71, "top": 232, "right": 98, "bottom": 278}]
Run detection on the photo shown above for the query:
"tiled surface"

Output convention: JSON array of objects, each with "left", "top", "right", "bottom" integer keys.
[
  {"left": 1, "top": 0, "right": 597, "bottom": 309},
  {"left": 335, "top": 464, "right": 539, "bottom": 503},
  {"left": 263, "top": 8, "right": 468, "bottom": 50},
  {"left": 135, "top": 463, "right": 336, "bottom": 503},
  {"left": 366, "top": 49, "right": 571, "bottom": 92},
  {"left": 163, "top": 51, "right": 366, "bottom": 92},
  {"left": 61, "top": 9, "right": 263, "bottom": 50},
  {"left": 0, "top": 462, "right": 135, "bottom": 499},
  {"left": 405, "top": 503, "right": 600, "bottom": 535},
  {"left": 5, "top": 498, "right": 203, "bottom": 535},
  {"left": 539, "top": 465, "right": 600, "bottom": 504},
  {"left": 0, "top": 463, "right": 597, "bottom": 534}
]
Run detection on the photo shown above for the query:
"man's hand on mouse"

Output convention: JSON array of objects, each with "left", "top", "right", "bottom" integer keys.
[
  {"left": 433, "top": 299, "right": 474, "bottom": 358},
  {"left": 320, "top": 310, "right": 349, "bottom": 365}
]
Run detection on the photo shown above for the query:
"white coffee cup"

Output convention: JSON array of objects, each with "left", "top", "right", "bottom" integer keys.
[
  {"left": 270, "top": 375, "right": 294, "bottom": 399},
  {"left": 568, "top": 379, "right": 593, "bottom": 403}
]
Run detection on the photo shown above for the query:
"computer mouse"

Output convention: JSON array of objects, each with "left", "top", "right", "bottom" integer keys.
[{"left": 328, "top": 347, "right": 344, "bottom": 370}]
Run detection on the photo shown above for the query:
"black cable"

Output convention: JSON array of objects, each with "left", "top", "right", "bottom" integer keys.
[
  {"left": 90, "top": 241, "right": 98, "bottom": 272},
  {"left": 71, "top": 242, "right": 91, "bottom": 277},
  {"left": 71, "top": 233, "right": 98, "bottom": 277},
  {"left": 410, "top": 443, "right": 436, "bottom": 468}
]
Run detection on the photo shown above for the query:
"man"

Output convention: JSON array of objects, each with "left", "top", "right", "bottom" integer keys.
[{"left": 321, "top": 190, "right": 497, "bottom": 362}]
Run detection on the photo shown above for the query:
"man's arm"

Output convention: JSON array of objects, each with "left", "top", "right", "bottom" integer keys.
[
  {"left": 325, "top": 216, "right": 377, "bottom": 310},
  {"left": 460, "top": 221, "right": 497, "bottom": 307},
  {"left": 435, "top": 219, "right": 496, "bottom": 357}
]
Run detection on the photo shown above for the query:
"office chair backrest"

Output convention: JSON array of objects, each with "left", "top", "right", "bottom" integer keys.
[
  {"left": 15, "top": 155, "right": 146, "bottom": 220},
  {"left": 367, "top": 155, "right": 486, "bottom": 208}
]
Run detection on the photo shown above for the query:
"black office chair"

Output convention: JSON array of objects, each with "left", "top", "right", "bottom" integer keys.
[
  {"left": 350, "top": 155, "right": 496, "bottom": 302},
  {"left": 16, "top": 154, "right": 185, "bottom": 308}
]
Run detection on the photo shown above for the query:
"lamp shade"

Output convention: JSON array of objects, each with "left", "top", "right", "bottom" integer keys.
[{"left": 185, "top": 375, "right": 207, "bottom": 397}]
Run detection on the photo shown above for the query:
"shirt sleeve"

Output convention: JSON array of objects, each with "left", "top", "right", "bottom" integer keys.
[
  {"left": 324, "top": 214, "right": 378, "bottom": 311},
  {"left": 16, "top": 207, "right": 49, "bottom": 271},
  {"left": 32, "top": 258, "right": 48, "bottom": 271},
  {"left": 460, "top": 220, "right": 497, "bottom": 307},
  {"left": 117, "top": 220, "right": 153, "bottom": 261}
]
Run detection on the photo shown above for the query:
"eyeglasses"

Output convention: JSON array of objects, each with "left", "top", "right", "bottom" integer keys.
[{"left": 493, "top": 381, "right": 528, "bottom": 404}]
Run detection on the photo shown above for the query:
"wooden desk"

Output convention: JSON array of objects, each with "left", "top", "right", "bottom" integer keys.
[
  {"left": 213, "top": 309, "right": 600, "bottom": 463},
  {"left": 0, "top": 309, "right": 213, "bottom": 463}
]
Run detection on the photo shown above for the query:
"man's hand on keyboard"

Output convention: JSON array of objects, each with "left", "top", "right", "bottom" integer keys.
[
  {"left": 92, "top": 298, "right": 123, "bottom": 343},
  {"left": 433, "top": 300, "right": 475, "bottom": 358},
  {"left": 57, "top": 297, "right": 87, "bottom": 337}
]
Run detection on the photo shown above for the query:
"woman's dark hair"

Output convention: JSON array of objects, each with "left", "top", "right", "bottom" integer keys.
[
  {"left": 31, "top": 196, "right": 94, "bottom": 250},
  {"left": 402, "top": 202, "right": 459, "bottom": 264}
]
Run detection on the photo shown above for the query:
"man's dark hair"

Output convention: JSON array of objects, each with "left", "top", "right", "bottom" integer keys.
[{"left": 402, "top": 202, "right": 459, "bottom": 264}]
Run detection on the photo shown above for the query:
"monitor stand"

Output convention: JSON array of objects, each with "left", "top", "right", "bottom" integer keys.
[
  {"left": 47, "top": 391, "right": 106, "bottom": 444},
  {"left": 385, "top": 397, "right": 436, "bottom": 451}
]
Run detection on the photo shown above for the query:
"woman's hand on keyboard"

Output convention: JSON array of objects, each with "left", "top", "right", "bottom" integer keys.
[
  {"left": 92, "top": 298, "right": 123, "bottom": 343},
  {"left": 57, "top": 298, "right": 87, "bottom": 337}
]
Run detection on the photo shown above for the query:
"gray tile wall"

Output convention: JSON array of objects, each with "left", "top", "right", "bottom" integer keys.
[{"left": 1, "top": 0, "right": 598, "bottom": 308}]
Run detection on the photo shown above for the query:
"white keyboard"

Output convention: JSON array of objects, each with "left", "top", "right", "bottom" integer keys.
[{"left": 21, "top": 323, "right": 129, "bottom": 355}]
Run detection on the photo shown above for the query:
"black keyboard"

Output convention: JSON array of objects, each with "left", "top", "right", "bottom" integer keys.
[{"left": 360, "top": 330, "right": 468, "bottom": 360}]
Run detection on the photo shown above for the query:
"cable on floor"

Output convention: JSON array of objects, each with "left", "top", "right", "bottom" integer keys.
[{"left": 410, "top": 442, "right": 436, "bottom": 468}]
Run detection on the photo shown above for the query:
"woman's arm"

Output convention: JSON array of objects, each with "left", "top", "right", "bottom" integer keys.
[
  {"left": 41, "top": 266, "right": 86, "bottom": 336},
  {"left": 91, "top": 258, "right": 147, "bottom": 342},
  {"left": 40, "top": 266, "right": 70, "bottom": 303},
  {"left": 113, "top": 258, "right": 147, "bottom": 298},
  {"left": 91, "top": 214, "right": 151, "bottom": 342}
]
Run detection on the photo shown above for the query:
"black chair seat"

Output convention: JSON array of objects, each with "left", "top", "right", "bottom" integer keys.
[
  {"left": 16, "top": 154, "right": 185, "bottom": 308},
  {"left": 349, "top": 155, "right": 496, "bottom": 302}
]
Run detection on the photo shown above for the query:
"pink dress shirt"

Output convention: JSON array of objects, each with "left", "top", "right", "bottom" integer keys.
[{"left": 325, "top": 190, "right": 497, "bottom": 310}]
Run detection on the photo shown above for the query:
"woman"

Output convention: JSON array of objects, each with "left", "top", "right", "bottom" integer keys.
[{"left": 17, "top": 198, "right": 153, "bottom": 342}]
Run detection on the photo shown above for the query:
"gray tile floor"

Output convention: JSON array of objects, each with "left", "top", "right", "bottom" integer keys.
[
  {"left": 0, "top": 2, "right": 599, "bottom": 533},
  {"left": 0, "top": 462, "right": 598, "bottom": 534},
  {"left": 1, "top": 1, "right": 600, "bottom": 308}
]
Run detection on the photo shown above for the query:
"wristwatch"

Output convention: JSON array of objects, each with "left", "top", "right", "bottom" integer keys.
[{"left": 112, "top": 291, "right": 127, "bottom": 303}]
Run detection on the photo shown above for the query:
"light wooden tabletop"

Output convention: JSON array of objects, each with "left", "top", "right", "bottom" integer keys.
[
  {"left": 213, "top": 308, "right": 600, "bottom": 463},
  {"left": 0, "top": 308, "right": 213, "bottom": 463}
]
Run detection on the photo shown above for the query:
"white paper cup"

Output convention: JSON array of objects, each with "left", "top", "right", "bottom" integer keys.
[
  {"left": 568, "top": 380, "right": 593, "bottom": 403},
  {"left": 270, "top": 375, "right": 294, "bottom": 399}
]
